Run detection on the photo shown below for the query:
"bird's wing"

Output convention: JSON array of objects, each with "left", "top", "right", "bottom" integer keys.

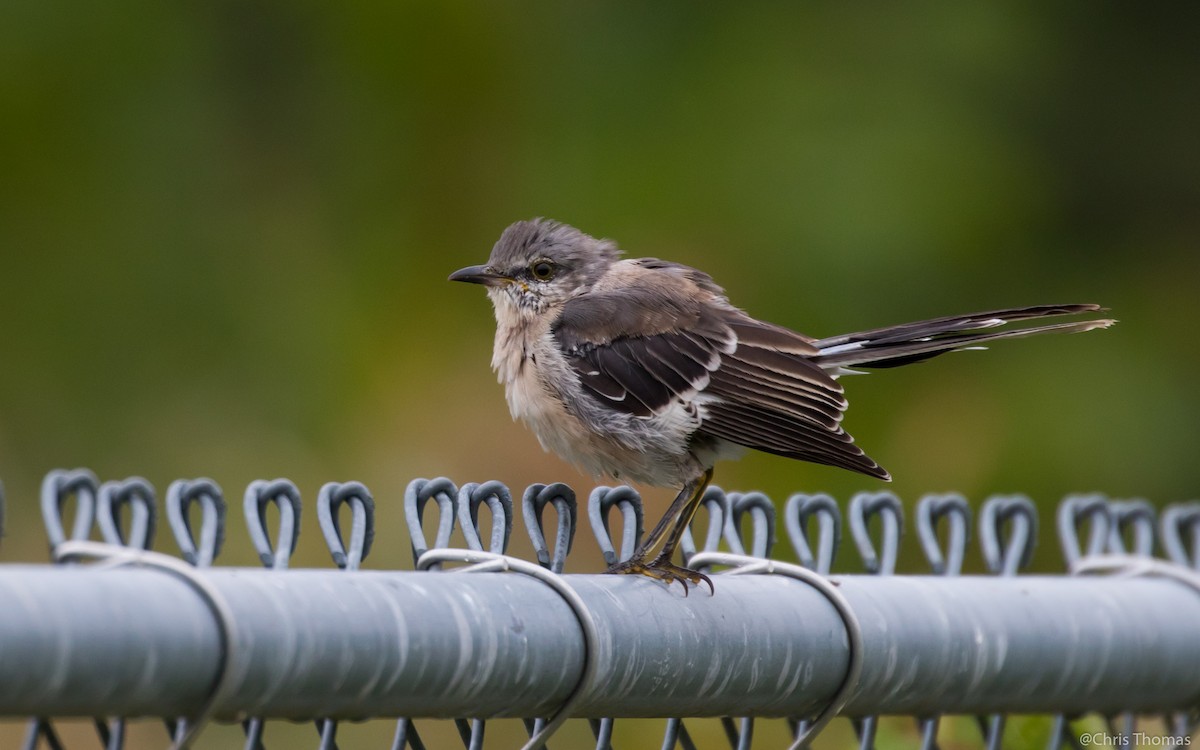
[{"left": 552, "top": 261, "right": 888, "bottom": 479}]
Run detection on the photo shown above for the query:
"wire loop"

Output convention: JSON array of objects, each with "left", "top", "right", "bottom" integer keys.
[
  {"left": 587, "top": 486, "right": 644, "bottom": 566},
  {"left": 785, "top": 493, "right": 841, "bottom": 574},
  {"left": 916, "top": 493, "right": 970, "bottom": 576},
  {"left": 98, "top": 477, "right": 157, "bottom": 550},
  {"left": 848, "top": 492, "right": 901, "bottom": 750},
  {"left": 317, "top": 481, "right": 375, "bottom": 570},
  {"left": 416, "top": 549, "right": 600, "bottom": 750},
  {"left": 687, "top": 552, "right": 864, "bottom": 750},
  {"left": 243, "top": 479, "right": 302, "bottom": 570},
  {"left": 849, "top": 491, "right": 903, "bottom": 575},
  {"left": 522, "top": 483, "right": 577, "bottom": 573},
  {"left": 1057, "top": 493, "right": 1111, "bottom": 568},
  {"left": 167, "top": 479, "right": 226, "bottom": 567},
  {"left": 396, "top": 479, "right": 460, "bottom": 750},
  {"left": 1107, "top": 499, "right": 1156, "bottom": 556},
  {"left": 52, "top": 541, "right": 240, "bottom": 750},
  {"left": 724, "top": 491, "right": 776, "bottom": 558},
  {"left": 1161, "top": 502, "right": 1200, "bottom": 570},
  {"left": 404, "top": 477, "right": 459, "bottom": 567},
  {"left": 980, "top": 495, "right": 1037, "bottom": 576},
  {"left": 457, "top": 481, "right": 513, "bottom": 554},
  {"left": 40, "top": 468, "right": 99, "bottom": 552}
]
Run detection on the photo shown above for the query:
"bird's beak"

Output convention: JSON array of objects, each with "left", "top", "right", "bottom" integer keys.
[{"left": 449, "top": 264, "right": 507, "bottom": 287}]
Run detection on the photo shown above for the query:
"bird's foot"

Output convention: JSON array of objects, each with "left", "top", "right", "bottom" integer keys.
[{"left": 605, "top": 555, "right": 714, "bottom": 596}]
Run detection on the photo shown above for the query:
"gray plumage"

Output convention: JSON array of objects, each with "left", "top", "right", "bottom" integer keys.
[
  {"left": 451, "top": 219, "right": 1114, "bottom": 587},
  {"left": 452, "top": 218, "right": 1113, "bottom": 487}
]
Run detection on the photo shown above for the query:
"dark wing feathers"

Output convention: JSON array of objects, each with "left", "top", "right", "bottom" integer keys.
[
  {"left": 572, "top": 329, "right": 715, "bottom": 417},
  {"left": 623, "top": 336, "right": 702, "bottom": 396},
  {"left": 717, "top": 357, "right": 845, "bottom": 412},
  {"left": 553, "top": 273, "right": 888, "bottom": 481},
  {"left": 726, "top": 319, "right": 819, "bottom": 355},
  {"left": 708, "top": 365, "right": 842, "bottom": 429},
  {"left": 708, "top": 340, "right": 889, "bottom": 478},
  {"left": 702, "top": 402, "right": 885, "bottom": 477},
  {"left": 576, "top": 366, "right": 627, "bottom": 401},
  {"left": 662, "top": 331, "right": 721, "bottom": 371}
]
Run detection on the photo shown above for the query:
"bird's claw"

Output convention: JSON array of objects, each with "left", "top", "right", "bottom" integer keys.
[{"left": 605, "top": 556, "right": 714, "bottom": 596}]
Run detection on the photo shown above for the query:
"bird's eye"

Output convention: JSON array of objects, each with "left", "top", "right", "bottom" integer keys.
[{"left": 530, "top": 260, "right": 556, "bottom": 280}]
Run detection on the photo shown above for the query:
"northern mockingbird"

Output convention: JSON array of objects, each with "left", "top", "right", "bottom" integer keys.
[{"left": 450, "top": 219, "right": 1114, "bottom": 592}]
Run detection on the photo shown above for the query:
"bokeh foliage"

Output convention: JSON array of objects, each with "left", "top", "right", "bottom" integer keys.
[
  {"left": 3, "top": 2, "right": 1199, "bottom": 561},
  {"left": 0, "top": 4, "right": 1198, "bottom": 743}
]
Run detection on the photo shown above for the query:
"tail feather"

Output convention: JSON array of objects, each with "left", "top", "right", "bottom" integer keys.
[{"left": 813, "top": 304, "right": 1115, "bottom": 370}]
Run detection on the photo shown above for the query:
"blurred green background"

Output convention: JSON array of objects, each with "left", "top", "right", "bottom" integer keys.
[{"left": 1, "top": 2, "right": 1197, "bottom": 747}]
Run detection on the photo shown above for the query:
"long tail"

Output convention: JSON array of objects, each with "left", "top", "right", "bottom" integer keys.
[{"left": 812, "top": 304, "right": 1115, "bottom": 370}]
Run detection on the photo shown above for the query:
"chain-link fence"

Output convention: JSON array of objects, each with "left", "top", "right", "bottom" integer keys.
[{"left": 0, "top": 470, "right": 1198, "bottom": 750}]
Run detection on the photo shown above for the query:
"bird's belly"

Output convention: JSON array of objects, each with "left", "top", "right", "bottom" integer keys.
[{"left": 504, "top": 366, "right": 699, "bottom": 487}]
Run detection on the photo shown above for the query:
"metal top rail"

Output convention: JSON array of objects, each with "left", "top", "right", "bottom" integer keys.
[{"left": 0, "top": 469, "right": 1198, "bottom": 750}]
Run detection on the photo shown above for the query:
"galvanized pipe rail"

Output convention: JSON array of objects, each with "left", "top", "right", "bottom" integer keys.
[
  {"left": 0, "top": 564, "right": 1198, "bottom": 721},
  {"left": 1, "top": 470, "right": 1198, "bottom": 750}
]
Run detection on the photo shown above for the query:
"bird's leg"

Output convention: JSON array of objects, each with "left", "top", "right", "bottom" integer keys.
[{"left": 606, "top": 468, "right": 715, "bottom": 594}]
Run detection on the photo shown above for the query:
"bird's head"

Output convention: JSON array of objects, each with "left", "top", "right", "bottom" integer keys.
[{"left": 449, "top": 219, "right": 621, "bottom": 317}]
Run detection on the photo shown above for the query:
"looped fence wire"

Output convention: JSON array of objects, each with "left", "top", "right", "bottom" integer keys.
[
  {"left": 25, "top": 469, "right": 102, "bottom": 750},
  {"left": 1161, "top": 502, "right": 1200, "bottom": 569},
  {"left": 241, "top": 478, "right": 304, "bottom": 750},
  {"left": 587, "top": 485, "right": 644, "bottom": 566},
  {"left": 5, "top": 467, "right": 1200, "bottom": 750},
  {"left": 451, "top": 482, "right": 513, "bottom": 750},
  {"left": 317, "top": 481, "right": 375, "bottom": 570},
  {"left": 92, "top": 477, "right": 160, "bottom": 750},
  {"left": 243, "top": 479, "right": 302, "bottom": 570},
  {"left": 979, "top": 494, "right": 1037, "bottom": 576},
  {"left": 40, "top": 468, "right": 99, "bottom": 552},
  {"left": 848, "top": 492, "right": 902, "bottom": 750},
  {"left": 977, "top": 494, "right": 1038, "bottom": 750},
  {"left": 1057, "top": 492, "right": 1111, "bottom": 568},
  {"left": 724, "top": 491, "right": 776, "bottom": 558},
  {"left": 394, "top": 475, "right": 463, "bottom": 750},
  {"left": 849, "top": 491, "right": 903, "bottom": 575},
  {"left": 97, "top": 477, "right": 157, "bottom": 550},
  {"left": 1108, "top": 498, "right": 1157, "bottom": 556},
  {"left": 916, "top": 493, "right": 970, "bottom": 576},
  {"left": 715, "top": 492, "right": 777, "bottom": 750},
  {"left": 785, "top": 493, "right": 841, "bottom": 574},
  {"left": 52, "top": 541, "right": 241, "bottom": 750},
  {"left": 415, "top": 549, "right": 601, "bottom": 750},
  {"left": 164, "top": 478, "right": 226, "bottom": 746},
  {"left": 584, "top": 485, "right": 646, "bottom": 750},
  {"left": 781, "top": 493, "right": 842, "bottom": 743},
  {"left": 315, "top": 482, "right": 377, "bottom": 750},
  {"left": 1104, "top": 498, "right": 1158, "bottom": 744},
  {"left": 913, "top": 493, "right": 971, "bottom": 750},
  {"left": 404, "top": 477, "right": 458, "bottom": 568},
  {"left": 457, "top": 481, "right": 513, "bottom": 554},
  {"left": 397, "top": 477, "right": 462, "bottom": 750},
  {"left": 686, "top": 551, "right": 866, "bottom": 750},
  {"left": 522, "top": 482, "right": 577, "bottom": 573},
  {"left": 166, "top": 478, "right": 226, "bottom": 567}
]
